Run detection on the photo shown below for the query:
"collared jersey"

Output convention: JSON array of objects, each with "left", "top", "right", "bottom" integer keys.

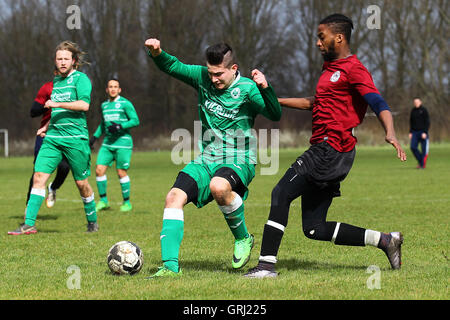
[
  {"left": 45, "top": 70, "right": 92, "bottom": 143},
  {"left": 311, "top": 55, "right": 380, "bottom": 152},
  {"left": 93, "top": 96, "right": 140, "bottom": 149},
  {"left": 150, "top": 50, "right": 281, "bottom": 164}
]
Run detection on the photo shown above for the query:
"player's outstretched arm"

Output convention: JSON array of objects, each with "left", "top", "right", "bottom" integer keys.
[
  {"left": 278, "top": 97, "right": 314, "bottom": 111},
  {"left": 378, "top": 110, "right": 407, "bottom": 162}
]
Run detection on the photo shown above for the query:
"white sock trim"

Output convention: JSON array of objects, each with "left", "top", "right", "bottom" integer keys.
[
  {"left": 96, "top": 175, "right": 107, "bottom": 182},
  {"left": 218, "top": 194, "right": 243, "bottom": 214},
  {"left": 266, "top": 220, "right": 285, "bottom": 232},
  {"left": 82, "top": 193, "right": 95, "bottom": 203},
  {"left": 31, "top": 188, "right": 46, "bottom": 197},
  {"left": 119, "top": 176, "right": 130, "bottom": 184},
  {"left": 331, "top": 222, "right": 341, "bottom": 244},
  {"left": 364, "top": 229, "right": 381, "bottom": 247},
  {"left": 163, "top": 208, "right": 184, "bottom": 221},
  {"left": 259, "top": 255, "right": 277, "bottom": 264}
]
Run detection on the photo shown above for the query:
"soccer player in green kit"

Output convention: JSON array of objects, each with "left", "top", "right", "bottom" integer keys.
[
  {"left": 90, "top": 79, "right": 140, "bottom": 212},
  {"left": 8, "top": 41, "right": 99, "bottom": 235},
  {"left": 144, "top": 38, "right": 282, "bottom": 277}
]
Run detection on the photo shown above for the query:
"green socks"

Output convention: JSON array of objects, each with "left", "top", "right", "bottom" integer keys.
[
  {"left": 82, "top": 193, "right": 97, "bottom": 223},
  {"left": 96, "top": 175, "right": 108, "bottom": 203},
  {"left": 25, "top": 189, "right": 97, "bottom": 225},
  {"left": 24, "top": 188, "right": 45, "bottom": 226},
  {"left": 119, "top": 175, "right": 131, "bottom": 203},
  {"left": 160, "top": 208, "right": 184, "bottom": 273},
  {"left": 219, "top": 194, "right": 249, "bottom": 240}
]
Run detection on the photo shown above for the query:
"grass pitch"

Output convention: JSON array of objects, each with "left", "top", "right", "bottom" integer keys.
[{"left": 0, "top": 145, "right": 448, "bottom": 300}]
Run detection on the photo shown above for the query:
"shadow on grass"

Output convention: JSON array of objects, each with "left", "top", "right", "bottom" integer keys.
[
  {"left": 174, "top": 258, "right": 367, "bottom": 273},
  {"left": 8, "top": 214, "right": 59, "bottom": 221},
  {"left": 278, "top": 258, "right": 367, "bottom": 271}
]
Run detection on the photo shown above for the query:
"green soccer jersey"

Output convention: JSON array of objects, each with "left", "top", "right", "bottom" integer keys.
[
  {"left": 93, "top": 96, "right": 140, "bottom": 149},
  {"left": 150, "top": 50, "right": 281, "bottom": 164},
  {"left": 46, "top": 70, "right": 92, "bottom": 144}
]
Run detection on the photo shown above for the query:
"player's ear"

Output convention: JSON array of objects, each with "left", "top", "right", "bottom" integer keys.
[
  {"left": 231, "top": 64, "right": 238, "bottom": 72},
  {"left": 336, "top": 33, "right": 344, "bottom": 44}
]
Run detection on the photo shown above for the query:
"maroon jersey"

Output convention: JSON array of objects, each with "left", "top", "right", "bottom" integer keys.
[
  {"left": 311, "top": 55, "right": 379, "bottom": 152},
  {"left": 34, "top": 81, "right": 53, "bottom": 129}
]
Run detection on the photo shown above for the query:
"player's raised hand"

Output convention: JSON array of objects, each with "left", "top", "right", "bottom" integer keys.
[
  {"left": 251, "top": 69, "right": 268, "bottom": 89},
  {"left": 145, "top": 38, "right": 162, "bottom": 57}
]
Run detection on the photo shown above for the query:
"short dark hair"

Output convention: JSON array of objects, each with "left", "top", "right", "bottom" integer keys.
[
  {"left": 205, "top": 43, "right": 235, "bottom": 67},
  {"left": 320, "top": 14, "right": 354, "bottom": 43}
]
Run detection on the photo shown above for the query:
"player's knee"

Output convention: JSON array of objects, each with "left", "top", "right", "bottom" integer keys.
[
  {"left": 32, "top": 172, "right": 49, "bottom": 189},
  {"left": 165, "top": 188, "right": 187, "bottom": 208},
  {"left": 209, "top": 178, "right": 231, "bottom": 203},
  {"left": 96, "top": 166, "right": 106, "bottom": 177}
]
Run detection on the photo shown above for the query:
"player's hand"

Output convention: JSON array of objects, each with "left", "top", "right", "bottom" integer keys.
[
  {"left": 386, "top": 135, "right": 407, "bottom": 162},
  {"left": 251, "top": 69, "right": 268, "bottom": 89},
  {"left": 89, "top": 136, "right": 97, "bottom": 150},
  {"left": 145, "top": 38, "right": 162, "bottom": 57},
  {"left": 107, "top": 122, "right": 122, "bottom": 134},
  {"left": 44, "top": 100, "right": 59, "bottom": 109},
  {"left": 36, "top": 127, "right": 47, "bottom": 137},
  {"left": 421, "top": 132, "right": 427, "bottom": 140}
]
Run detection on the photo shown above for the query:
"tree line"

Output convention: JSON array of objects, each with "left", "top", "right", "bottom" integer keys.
[{"left": 0, "top": 0, "right": 448, "bottom": 154}]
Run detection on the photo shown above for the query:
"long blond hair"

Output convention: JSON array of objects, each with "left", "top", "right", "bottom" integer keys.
[{"left": 55, "top": 41, "right": 90, "bottom": 69}]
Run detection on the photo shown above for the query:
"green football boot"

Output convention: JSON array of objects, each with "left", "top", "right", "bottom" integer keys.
[
  {"left": 120, "top": 202, "right": 132, "bottom": 212},
  {"left": 232, "top": 234, "right": 254, "bottom": 269},
  {"left": 147, "top": 266, "right": 182, "bottom": 279},
  {"left": 96, "top": 200, "right": 110, "bottom": 211}
]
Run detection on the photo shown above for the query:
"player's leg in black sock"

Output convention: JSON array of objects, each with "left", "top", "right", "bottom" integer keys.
[
  {"left": 51, "top": 157, "right": 70, "bottom": 190},
  {"left": 259, "top": 167, "right": 311, "bottom": 265}
]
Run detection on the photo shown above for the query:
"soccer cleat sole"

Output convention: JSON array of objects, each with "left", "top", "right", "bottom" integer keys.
[{"left": 7, "top": 229, "right": 37, "bottom": 235}]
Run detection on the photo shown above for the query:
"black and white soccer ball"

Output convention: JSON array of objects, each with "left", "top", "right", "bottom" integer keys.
[{"left": 107, "top": 241, "right": 143, "bottom": 275}]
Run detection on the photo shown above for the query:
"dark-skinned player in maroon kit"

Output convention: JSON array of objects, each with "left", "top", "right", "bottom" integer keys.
[{"left": 245, "top": 14, "right": 407, "bottom": 278}]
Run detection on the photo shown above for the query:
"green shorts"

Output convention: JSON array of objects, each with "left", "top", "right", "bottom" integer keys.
[
  {"left": 181, "top": 160, "right": 255, "bottom": 208},
  {"left": 96, "top": 145, "right": 132, "bottom": 170},
  {"left": 35, "top": 137, "right": 91, "bottom": 181}
]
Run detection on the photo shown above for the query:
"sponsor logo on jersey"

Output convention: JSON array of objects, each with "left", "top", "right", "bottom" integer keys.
[
  {"left": 204, "top": 100, "right": 239, "bottom": 120},
  {"left": 51, "top": 92, "right": 72, "bottom": 102},
  {"left": 330, "top": 71, "right": 341, "bottom": 83}
]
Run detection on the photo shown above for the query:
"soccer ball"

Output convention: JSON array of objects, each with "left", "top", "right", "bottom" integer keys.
[{"left": 107, "top": 241, "right": 143, "bottom": 275}]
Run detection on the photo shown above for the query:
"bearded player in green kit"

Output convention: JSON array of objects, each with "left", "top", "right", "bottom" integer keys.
[
  {"left": 144, "top": 38, "right": 282, "bottom": 277},
  {"left": 8, "top": 41, "right": 98, "bottom": 235},
  {"left": 90, "top": 79, "right": 140, "bottom": 212}
]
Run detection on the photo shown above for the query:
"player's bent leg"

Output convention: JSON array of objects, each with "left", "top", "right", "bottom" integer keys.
[{"left": 210, "top": 176, "right": 253, "bottom": 269}]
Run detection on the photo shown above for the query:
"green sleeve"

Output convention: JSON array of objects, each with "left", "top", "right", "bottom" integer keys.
[
  {"left": 149, "top": 50, "right": 205, "bottom": 89},
  {"left": 93, "top": 121, "right": 105, "bottom": 138},
  {"left": 121, "top": 101, "right": 140, "bottom": 130},
  {"left": 76, "top": 74, "right": 92, "bottom": 104},
  {"left": 249, "top": 84, "right": 282, "bottom": 121}
]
